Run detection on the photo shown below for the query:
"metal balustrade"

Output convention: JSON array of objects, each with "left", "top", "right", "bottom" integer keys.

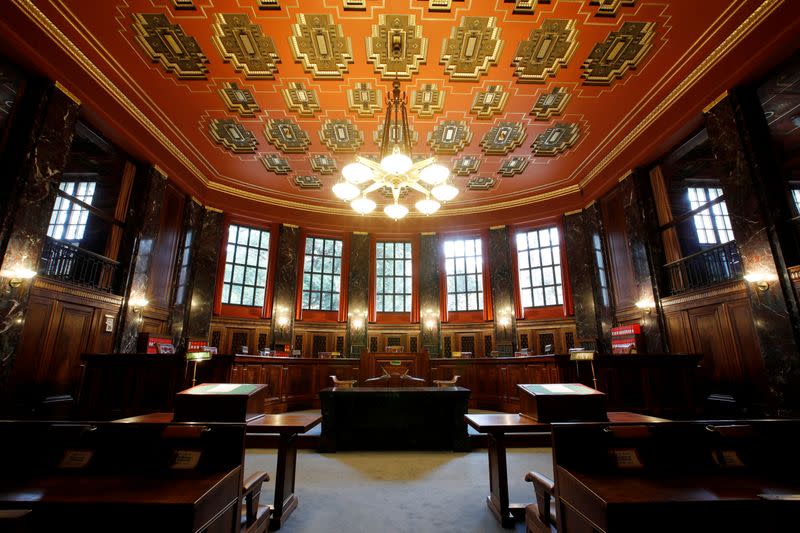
[
  {"left": 664, "top": 240, "right": 743, "bottom": 295},
  {"left": 39, "top": 237, "right": 119, "bottom": 293}
]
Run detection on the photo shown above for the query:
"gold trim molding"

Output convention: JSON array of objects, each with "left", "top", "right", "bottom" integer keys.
[
  {"left": 703, "top": 91, "right": 730, "bottom": 114},
  {"left": 54, "top": 80, "right": 80, "bottom": 105},
  {"left": 33, "top": 277, "right": 124, "bottom": 306}
]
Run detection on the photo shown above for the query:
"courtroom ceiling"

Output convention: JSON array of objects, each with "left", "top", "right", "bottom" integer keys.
[{"left": 1, "top": 0, "right": 796, "bottom": 229}]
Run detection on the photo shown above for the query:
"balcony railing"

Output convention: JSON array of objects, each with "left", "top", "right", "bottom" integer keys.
[
  {"left": 664, "top": 240, "right": 743, "bottom": 295},
  {"left": 39, "top": 237, "right": 119, "bottom": 293}
]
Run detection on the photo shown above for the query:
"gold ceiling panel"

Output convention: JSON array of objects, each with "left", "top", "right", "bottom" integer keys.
[
  {"left": 504, "top": 0, "right": 547, "bottom": 15},
  {"left": 171, "top": 1, "right": 195, "bottom": 10},
  {"left": 374, "top": 123, "right": 418, "bottom": 149},
  {"left": 590, "top": 0, "right": 635, "bottom": 17},
  {"left": 131, "top": 13, "right": 209, "bottom": 80},
  {"left": 310, "top": 154, "right": 337, "bottom": 175},
  {"left": 470, "top": 85, "right": 508, "bottom": 119},
  {"left": 209, "top": 118, "right": 258, "bottom": 153},
  {"left": 320, "top": 119, "right": 364, "bottom": 152},
  {"left": 343, "top": 1, "right": 367, "bottom": 11},
  {"left": 290, "top": 14, "right": 354, "bottom": 80},
  {"left": 347, "top": 82, "right": 383, "bottom": 117},
  {"left": 530, "top": 87, "right": 571, "bottom": 120},
  {"left": 531, "top": 122, "right": 580, "bottom": 156},
  {"left": 512, "top": 19, "right": 578, "bottom": 84},
  {"left": 497, "top": 156, "right": 530, "bottom": 177},
  {"left": 452, "top": 155, "right": 481, "bottom": 176},
  {"left": 211, "top": 13, "right": 281, "bottom": 79},
  {"left": 467, "top": 177, "right": 497, "bottom": 191},
  {"left": 282, "top": 82, "right": 321, "bottom": 116},
  {"left": 410, "top": 83, "right": 445, "bottom": 118},
  {"left": 581, "top": 22, "right": 655, "bottom": 85},
  {"left": 480, "top": 122, "right": 527, "bottom": 155},
  {"left": 428, "top": 120, "right": 472, "bottom": 154},
  {"left": 264, "top": 119, "right": 311, "bottom": 153},
  {"left": 294, "top": 175, "right": 322, "bottom": 189},
  {"left": 218, "top": 82, "right": 260, "bottom": 118},
  {"left": 440, "top": 17, "right": 503, "bottom": 82},
  {"left": 261, "top": 154, "right": 291, "bottom": 174},
  {"left": 366, "top": 14, "right": 428, "bottom": 81},
  {"left": 425, "top": 0, "right": 464, "bottom": 12},
  {"left": 257, "top": 1, "right": 280, "bottom": 10}
]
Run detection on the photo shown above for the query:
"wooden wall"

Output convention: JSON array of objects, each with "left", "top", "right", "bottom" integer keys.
[{"left": 600, "top": 186, "right": 639, "bottom": 323}]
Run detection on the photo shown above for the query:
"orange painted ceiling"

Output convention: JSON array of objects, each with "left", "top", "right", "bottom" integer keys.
[{"left": 1, "top": 0, "right": 799, "bottom": 232}]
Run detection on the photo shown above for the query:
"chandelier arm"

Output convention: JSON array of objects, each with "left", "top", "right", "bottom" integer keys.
[
  {"left": 355, "top": 155, "right": 383, "bottom": 172},
  {"left": 361, "top": 182, "right": 384, "bottom": 194},
  {"left": 408, "top": 182, "right": 431, "bottom": 195},
  {"left": 400, "top": 89, "right": 412, "bottom": 156},
  {"left": 380, "top": 87, "right": 395, "bottom": 160},
  {"left": 409, "top": 157, "right": 437, "bottom": 172},
  {"left": 392, "top": 187, "right": 400, "bottom": 203}
]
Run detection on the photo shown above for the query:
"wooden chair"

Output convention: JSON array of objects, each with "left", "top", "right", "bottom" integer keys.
[
  {"left": 524, "top": 471, "right": 556, "bottom": 533},
  {"left": 330, "top": 375, "right": 357, "bottom": 388},
  {"left": 433, "top": 375, "right": 460, "bottom": 387},
  {"left": 241, "top": 471, "right": 270, "bottom": 533}
]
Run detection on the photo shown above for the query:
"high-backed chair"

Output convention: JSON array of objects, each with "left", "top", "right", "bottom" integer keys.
[
  {"left": 330, "top": 375, "right": 357, "bottom": 388},
  {"left": 433, "top": 375, "right": 460, "bottom": 387},
  {"left": 241, "top": 471, "right": 270, "bottom": 533},
  {"left": 524, "top": 471, "right": 556, "bottom": 533}
]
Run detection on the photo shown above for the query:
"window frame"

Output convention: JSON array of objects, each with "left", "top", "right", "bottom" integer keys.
[
  {"left": 687, "top": 186, "right": 734, "bottom": 246},
  {"left": 516, "top": 226, "right": 565, "bottom": 310},
  {"left": 375, "top": 240, "right": 413, "bottom": 312},
  {"left": 220, "top": 223, "right": 271, "bottom": 308},
  {"left": 441, "top": 235, "right": 487, "bottom": 320},
  {"left": 300, "top": 234, "right": 345, "bottom": 316},
  {"left": 47, "top": 181, "right": 97, "bottom": 245}
]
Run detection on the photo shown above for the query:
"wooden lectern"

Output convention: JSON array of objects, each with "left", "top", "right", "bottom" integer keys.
[
  {"left": 174, "top": 383, "right": 268, "bottom": 422},
  {"left": 518, "top": 383, "right": 606, "bottom": 423}
]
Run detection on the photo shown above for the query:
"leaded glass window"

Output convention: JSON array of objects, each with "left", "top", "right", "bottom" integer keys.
[{"left": 221, "top": 224, "right": 270, "bottom": 306}]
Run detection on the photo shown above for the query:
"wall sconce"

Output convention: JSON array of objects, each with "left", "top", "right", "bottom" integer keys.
[
  {"left": 744, "top": 272, "right": 775, "bottom": 292},
  {"left": 348, "top": 308, "right": 366, "bottom": 330},
  {"left": 1, "top": 267, "right": 37, "bottom": 288},
  {"left": 128, "top": 296, "right": 149, "bottom": 314},
  {"left": 274, "top": 305, "right": 291, "bottom": 328},
  {"left": 634, "top": 299, "right": 655, "bottom": 314},
  {"left": 422, "top": 308, "right": 439, "bottom": 330}
]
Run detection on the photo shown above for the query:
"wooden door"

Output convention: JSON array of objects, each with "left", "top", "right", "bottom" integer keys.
[{"left": 41, "top": 302, "right": 94, "bottom": 396}]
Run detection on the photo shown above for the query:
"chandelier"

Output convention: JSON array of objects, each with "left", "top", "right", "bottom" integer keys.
[{"left": 332, "top": 80, "right": 458, "bottom": 220}]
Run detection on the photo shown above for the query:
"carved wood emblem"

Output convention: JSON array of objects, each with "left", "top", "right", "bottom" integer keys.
[
  {"left": 581, "top": 22, "right": 655, "bottom": 85},
  {"left": 264, "top": 119, "right": 311, "bottom": 153},
  {"left": 366, "top": 14, "right": 428, "bottom": 81},
  {"left": 132, "top": 13, "right": 209, "bottom": 79},
  {"left": 427, "top": 120, "right": 472, "bottom": 155},
  {"left": 467, "top": 177, "right": 496, "bottom": 191},
  {"left": 531, "top": 122, "right": 580, "bottom": 156},
  {"left": 290, "top": 14, "right": 354, "bottom": 79},
  {"left": 470, "top": 85, "right": 508, "bottom": 119},
  {"left": 530, "top": 87, "right": 571, "bottom": 120},
  {"left": 219, "top": 82, "right": 259, "bottom": 118},
  {"left": 261, "top": 154, "right": 291, "bottom": 174},
  {"left": 209, "top": 119, "right": 258, "bottom": 153},
  {"left": 211, "top": 13, "right": 280, "bottom": 79},
  {"left": 320, "top": 119, "right": 364, "bottom": 153},
  {"left": 590, "top": 0, "right": 635, "bottom": 17},
  {"left": 410, "top": 84, "right": 445, "bottom": 118},
  {"left": 294, "top": 175, "right": 322, "bottom": 189},
  {"left": 440, "top": 17, "right": 503, "bottom": 82},
  {"left": 479, "top": 122, "right": 527, "bottom": 155},
  {"left": 282, "top": 82, "right": 321, "bottom": 116},
  {"left": 310, "top": 154, "right": 337, "bottom": 175},
  {"left": 347, "top": 83, "right": 382, "bottom": 117},
  {"left": 452, "top": 155, "right": 481, "bottom": 176},
  {"left": 497, "top": 156, "right": 530, "bottom": 177},
  {"left": 512, "top": 19, "right": 578, "bottom": 83}
]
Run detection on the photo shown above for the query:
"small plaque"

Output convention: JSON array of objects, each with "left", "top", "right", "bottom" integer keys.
[
  {"left": 610, "top": 448, "right": 644, "bottom": 469},
  {"left": 171, "top": 449, "right": 202, "bottom": 470},
  {"left": 712, "top": 449, "right": 745, "bottom": 468},
  {"left": 58, "top": 449, "right": 93, "bottom": 469}
]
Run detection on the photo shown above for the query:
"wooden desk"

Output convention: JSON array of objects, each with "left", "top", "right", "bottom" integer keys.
[
  {"left": 114, "top": 412, "right": 321, "bottom": 531},
  {"left": 465, "top": 412, "right": 669, "bottom": 528}
]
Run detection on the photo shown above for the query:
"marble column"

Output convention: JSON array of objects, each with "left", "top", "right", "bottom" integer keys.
[
  {"left": 419, "top": 233, "right": 441, "bottom": 355},
  {"left": 706, "top": 91, "right": 800, "bottom": 412},
  {"left": 620, "top": 172, "right": 668, "bottom": 353},
  {"left": 114, "top": 166, "right": 167, "bottom": 353},
  {"left": 488, "top": 226, "right": 516, "bottom": 353},
  {"left": 271, "top": 224, "right": 300, "bottom": 348},
  {"left": 168, "top": 198, "right": 203, "bottom": 345},
  {"left": 563, "top": 205, "right": 613, "bottom": 352},
  {"left": 0, "top": 81, "right": 80, "bottom": 396},
  {"left": 345, "top": 232, "right": 369, "bottom": 356}
]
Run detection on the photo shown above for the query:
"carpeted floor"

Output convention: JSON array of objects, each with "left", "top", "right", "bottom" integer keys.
[{"left": 244, "top": 446, "right": 552, "bottom": 533}]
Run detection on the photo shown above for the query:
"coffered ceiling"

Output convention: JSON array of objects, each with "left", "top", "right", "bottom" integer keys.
[{"left": 1, "top": 0, "right": 798, "bottom": 231}]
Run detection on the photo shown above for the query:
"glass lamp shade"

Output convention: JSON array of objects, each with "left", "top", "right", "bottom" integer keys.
[
  {"left": 415, "top": 198, "right": 441, "bottom": 215},
  {"left": 384, "top": 202, "right": 409, "bottom": 220},
  {"left": 351, "top": 196, "right": 376, "bottom": 214},
  {"left": 418, "top": 163, "right": 449, "bottom": 185},
  {"left": 431, "top": 183, "right": 458, "bottom": 202},
  {"left": 342, "top": 162, "right": 373, "bottom": 184},
  {"left": 380, "top": 147, "right": 413, "bottom": 175},
  {"left": 332, "top": 181, "right": 360, "bottom": 201}
]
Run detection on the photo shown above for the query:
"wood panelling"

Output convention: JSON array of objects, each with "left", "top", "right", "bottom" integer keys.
[
  {"left": 146, "top": 183, "right": 184, "bottom": 309},
  {"left": 600, "top": 185, "right": 637, "bottom": 311}
]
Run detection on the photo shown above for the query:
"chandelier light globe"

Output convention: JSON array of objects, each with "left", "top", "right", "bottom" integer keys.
[
  {"left": 384, "top": 202, "right": 409, "bottom": 220},
  {"left": 418, "top": 164, "right": 449, "bottom": 186},
  {"left": 332, "top": 181, "right": 360, "bottom": 201},
  {"left": 415, "top": 198, "right": 441, "bottom": 215},
  {"left": 431, "top": 183, "right": 459, "bottom": 202},
  {"left": 342, "top": 162, "right": 373, "bottom": 184},
  {"left": 351, "top": 196, "right": 376, "bottom": 215},
  {"left": 380, "top": 147, "right": 413, "bottom": 175}
]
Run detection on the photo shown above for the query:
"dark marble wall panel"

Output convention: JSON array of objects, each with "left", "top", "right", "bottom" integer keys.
[
  {"left": 346, "top": 232, "right": 369, "bottom": 356},
  {"left": 183, "top": 208, "right": 224, "bottom": 344},
  {"left": 488, "top": 226, "right": 516, "bottom": 352},
  {"left": 419, "top": 233, "right": 441, "bottom": 355},
  {"left": 0, "top": 83, "right": 79, "bottom": 396},
  {"left": 706, "top": 92, "right": 800, "bottom": 412},
  {"left": 167, "top": 198, "right": 203, "bottom": 344},
  {"left": 271, "top": 224, "right": 300, "bottom": 347},
  {"left": 115, "top": 167, "right": 167, "bottom": 353}
]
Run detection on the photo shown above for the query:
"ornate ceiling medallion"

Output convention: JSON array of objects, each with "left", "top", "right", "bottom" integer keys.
[
  {"left": 470, "top": 85, "right": 508, "bottom": 119},
  {"left": 132, "top": 14, "right": 209, "bottom": 79},
  {"left": 530, "top": 87, "right": 571, "bottom": 120},
  {"left": 343, "top": 1, "right": 367, "bottom": 11},
  {"left": 531, "top": 122, "right": 580, "bottom": 156},
  {"left": 590, "top": 0, "right": 635, "bottom": 17},
  {"left": 425, "top": 0, "right": 464, "bottom": 12},
  {"left": 211, "top": 14, "right": 280, "bottom": 79},
  {"left": 479, "top": 122, "right": 527, "bottom": 155},
  {"left": 209, "top": 119, "right": 258, "bottom": 153},
  {"left": 261, "top": 154, "right": 291, "bottom": 174},
  {"left": 498, "top": 156, "right": 530, "bottom": 177},
  {"left": 290, "top": 14, "right": 354, "bottom": 80},
  {"left": 294, "top": 175, "right": 322, "bottom": 189},
  {"left": 452, "top": 155, "right": 481, "bottom": 176},
  {"left": 504, "top": 0, "right": 546, "bottom": 14},
  {"left": 366, "top": 14, "right": 428, "bottom": 81},
  {"left": 347, "top": 83, "right": 382, "bottom": 117},
  {"left": 264, "top": 119, "right": 311, "bottom": 153},
  {"left": 467, "top": 177, "right": 497, "bottom": 191},
  {"left": 219, "top": 82, "right": 260, "bottom": 117},
  {"left": 282, "top": 82, "right": 321, "bottom": 116},
  {"left": 374, "top": 123, "right": 418, "bottom": 149},
  {"left": 257, "top": 0, "right": 280, "bottom": 9},
  {"left": 171, "top": 1, "right": 195, "bottom": 10},
  {"left": 440, "top": 17, "right": 503, "bottom": 82},
  {"left": 320, "top": 119, "right": 364, "bottom": 152},
  {"left": 428, "top": 120, "right": 472, "bottom": 155},
  {"left": 581, "top": 22, "right": 655, "bottom": 85},
  {"left": 410, "top": 84, "right": 445, "bottom": 118},
  {"left": 512, "top": 19, "right": 578, "bottom": 83},
  {"left": 310, "top": 154, "right": 337, "bottom": 175}
]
